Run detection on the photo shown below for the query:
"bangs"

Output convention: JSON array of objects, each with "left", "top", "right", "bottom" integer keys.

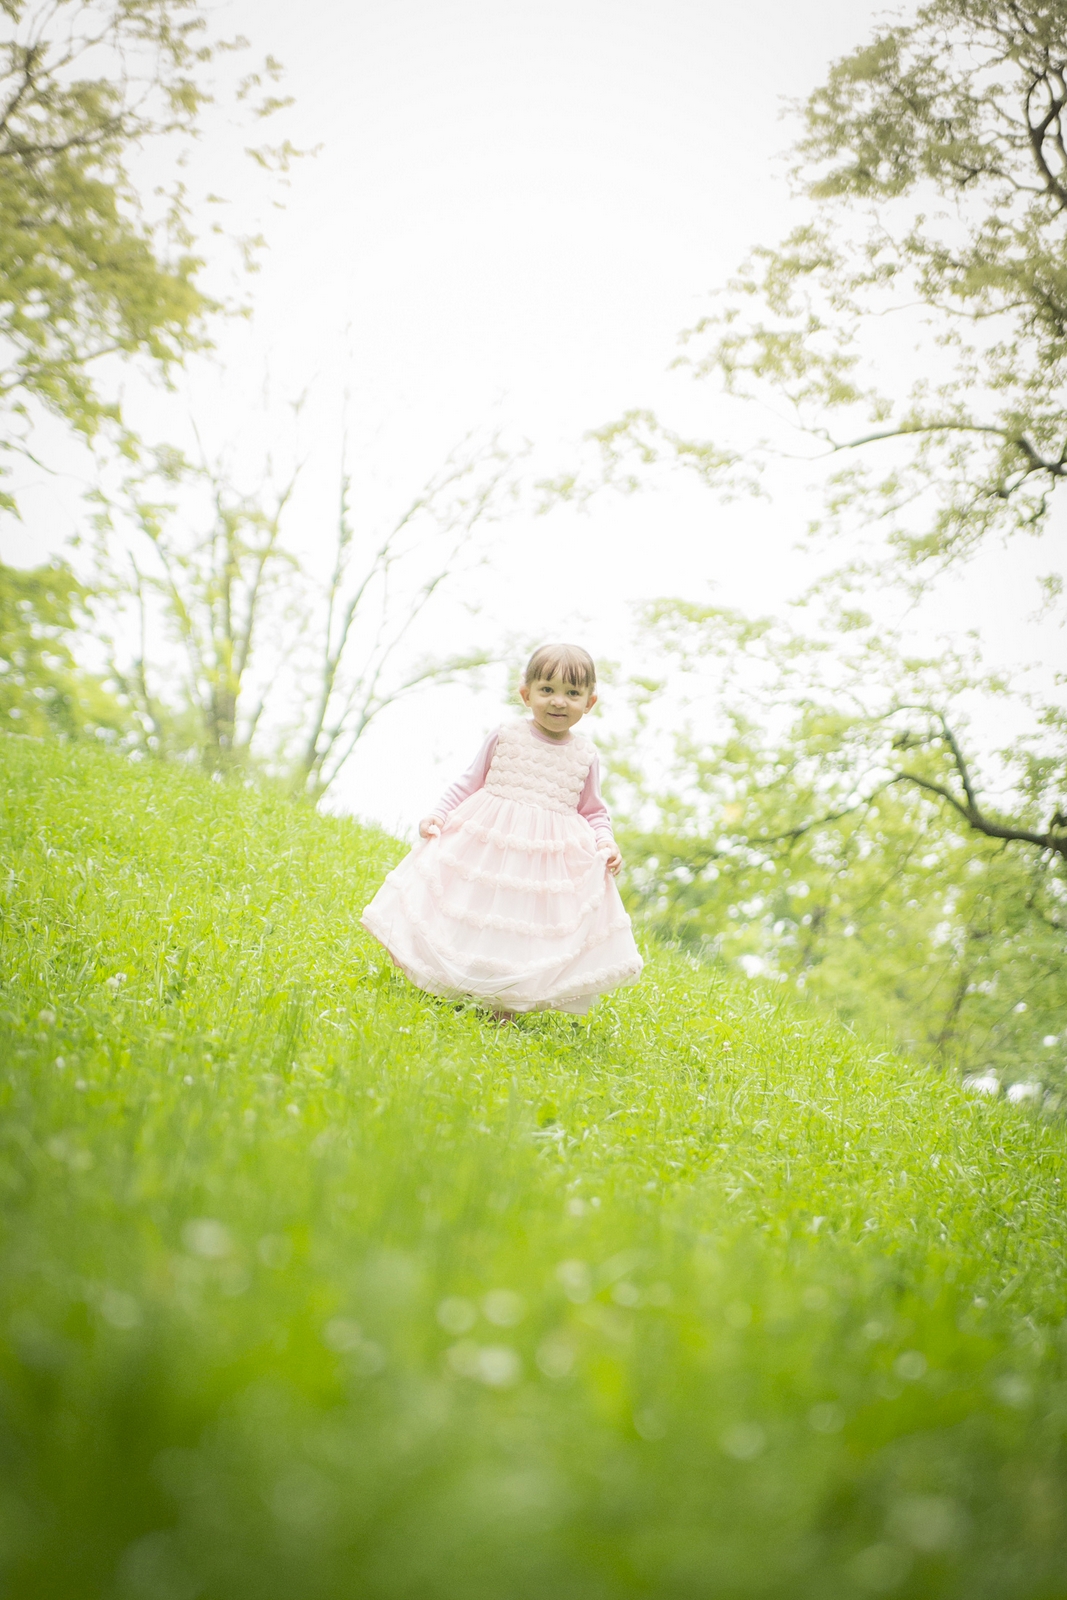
[{"left": 523, "top": 643, "right": 596, "bottom": 689}]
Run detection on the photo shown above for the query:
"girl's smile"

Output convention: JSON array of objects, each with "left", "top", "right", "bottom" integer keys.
[{"left": 519, "top": 674, "right": 598, "bottom": 740}]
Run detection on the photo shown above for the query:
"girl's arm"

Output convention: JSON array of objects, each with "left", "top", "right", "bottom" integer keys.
[
  {"left": 578, "top": 753, "right": 623, "bottom": 873},
  {"left": 419, "top": 730, "right": 499, "bottom": 836}
]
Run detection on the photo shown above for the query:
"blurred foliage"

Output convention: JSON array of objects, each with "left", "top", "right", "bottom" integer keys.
[
  {"left": 91, "top": 442, "right": 302, "bottom": 771},
  {"left": 4, "top": 735, "right": 1067, "bottom": 1595},
  {"left": 0, "top": 1, "right": 296, "bottom": 509},
  {"left": 89, "top": 433, "right": 516, "bottom": 788},
  {"left": 610, "top": 601, "right": 1067, "bottom": 1090},
  {"left": 0, "top": 559, "right": 128, "bottom": 740},
  {"left": 564, "top": 0, "right": 1067, "bottom": 599}
]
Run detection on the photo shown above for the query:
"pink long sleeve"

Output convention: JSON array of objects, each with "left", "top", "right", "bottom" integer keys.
[
  {"left": 577, "top": 751, "right": 615, "bottom": 842},
  {"left": 430, "top": 730, "right": 499, "bottom": 820}
]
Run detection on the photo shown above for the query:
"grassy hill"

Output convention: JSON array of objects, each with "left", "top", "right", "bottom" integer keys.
[{"left": 2, "top": 737, "right": 1066, "bottom": 1599}]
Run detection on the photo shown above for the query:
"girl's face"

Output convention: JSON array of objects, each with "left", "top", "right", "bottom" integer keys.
[{"left": 519, "top": 674, "right": 597, "bottom": 739}]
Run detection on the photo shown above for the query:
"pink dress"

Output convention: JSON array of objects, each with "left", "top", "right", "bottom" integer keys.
[{"left": 361, "top": 719, "right": 644, "bottom": 1013}]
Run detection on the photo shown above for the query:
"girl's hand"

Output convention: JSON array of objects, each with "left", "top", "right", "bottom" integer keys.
[
  {"left": 419, "top": 815, "right": 442, "bottom": 840},
  {"left": 601, "top": 841, "right": 623, "bottom": 876}
]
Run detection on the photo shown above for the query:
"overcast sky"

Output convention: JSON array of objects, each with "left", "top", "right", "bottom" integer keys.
[{"left": 9, "top": 0, "right": 1063, "bottom": 830}]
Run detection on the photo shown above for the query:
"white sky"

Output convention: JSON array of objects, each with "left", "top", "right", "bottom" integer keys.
[{"left": 7, "top": 0, "right": 1064, "bottom": 832}]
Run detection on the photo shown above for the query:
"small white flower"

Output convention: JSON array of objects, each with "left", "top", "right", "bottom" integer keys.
[
  {"left": 182, "top": 1218, "right": 233, "bottom": 1259},
  {"left": 536, "top": 1334, "right": 576, "bottom": 1379},
  {"left": 447, "top": 1340, "right": 521, "bottom": 1387},
  {"left": 808, "top": 1402, "right": 845, "bottom": 1434},
  {"left": 483, "top": 1289, "right": 525, "bottom": 1327},
  {"left": 556, "top": 1260, "right": 591, "bottom": 1302},
  {"left": 323, "top": 1317, "right": 362, "bottom": 1353},
  {"left": 100, "top": 1289, "right": 141, "bottom": 1330},
  {"left": 962, "top": 1072, "right": 999, "bottom": 1096},
  {"left": 720, "top": 1422, "right": 766, "bottom": 1460},
  {"left": 437, "top": 1297, "right": 477, "bottom": 1335}
]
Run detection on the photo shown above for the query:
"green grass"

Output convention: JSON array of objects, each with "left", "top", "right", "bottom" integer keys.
[{"left": 2, "top": 736, "right": 1067, "bottom": 1600}]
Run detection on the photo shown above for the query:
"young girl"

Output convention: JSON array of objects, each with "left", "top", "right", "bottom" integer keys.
[{"left": 361, "top": 643, "right": 643, "bottom": 1016}]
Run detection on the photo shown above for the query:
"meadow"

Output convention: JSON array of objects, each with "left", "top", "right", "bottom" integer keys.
[{"left": 2, "top": 735, "right": 1066, "bottom": 1599}]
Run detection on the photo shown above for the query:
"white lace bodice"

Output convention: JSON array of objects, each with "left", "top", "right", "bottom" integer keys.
[{"left": 483, "top": 721, "right": 595, "bottom": 814}]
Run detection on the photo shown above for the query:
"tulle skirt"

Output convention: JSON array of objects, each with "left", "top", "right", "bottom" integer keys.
[{"left": 360, "top": 789, "right": 643, "bottom": 1013}]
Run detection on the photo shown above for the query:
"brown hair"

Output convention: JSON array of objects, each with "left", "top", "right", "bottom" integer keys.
[{"left": 522, "top": 643, "right": 596, "bottom": 690}]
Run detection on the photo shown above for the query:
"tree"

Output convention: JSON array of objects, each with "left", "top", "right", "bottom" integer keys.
[
  {"left": 562, "top": 1, "right": 1067, "bottom": 596},
  {"left": 539, "top": 0, "right": 1067, "bottom": 1089},
  {"left": 608, "top": 600, "right": 1067, "bottom": 1087},
  {"left": 633, "top": 599, "right": 1067, "bottom": 863},
  {"left": 93, "top": 432, "right": 519, "bottom": 789},
  {"left": 94, "top": 442, "right": 300, "bottom": 767},
  {"left": 294, "top": 434, "right": 516, "bottom": 799},
  {"left": 0, "top": 1, "right": 292, "bottom": 510},
  {"left": 0, "top": 558, "right": 127, "bottom": 738}
]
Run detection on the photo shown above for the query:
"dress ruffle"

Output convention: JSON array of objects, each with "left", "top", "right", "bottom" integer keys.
[{"left": 361, "top": 788, "right": 643, "bottom": 1013}]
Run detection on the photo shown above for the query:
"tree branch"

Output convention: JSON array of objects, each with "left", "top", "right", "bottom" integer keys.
[
  {"left": 820, "top": 419, "right": 1067, "bottom": 479},
  {"left": 742, "top": 785, "right": 894, "bottom": 848},
  {"left": 891, "top": 771, "right": 1066, "bottom": 858},
  {"left": 1025, "top": 70, "right": 1067, "bottom": 212}
]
